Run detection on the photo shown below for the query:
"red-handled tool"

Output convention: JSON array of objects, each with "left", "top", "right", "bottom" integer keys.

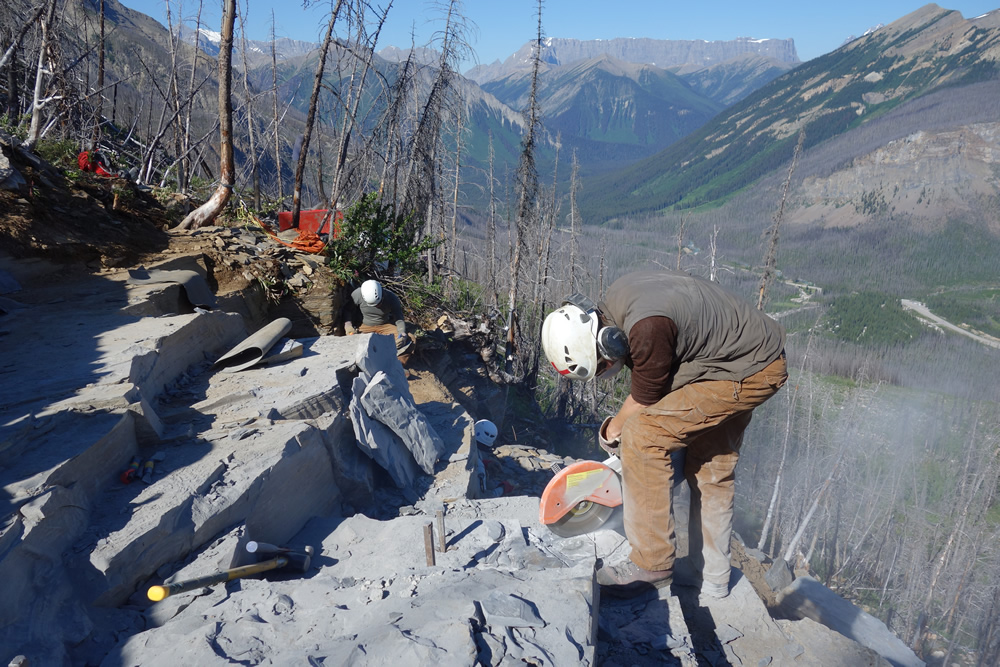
[{"left": 120, "top": 457, "right": 141, "bottom": 484}]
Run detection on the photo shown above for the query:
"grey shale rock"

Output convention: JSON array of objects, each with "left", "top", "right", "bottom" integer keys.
[
  {"left": 777, "top": 575, "right": 924, "bottom": 667},
  {"left": 765, "top": 556, "right": 795, "bottom": 592},
  {"left": 360, "top": 369, "right": 446, "bottom": 474},
  {"left": 349, "top": 375, "right": 422, "bottom": 489},
  {"left": 480, "top": 590, "right": 545, "bottom": 628}
]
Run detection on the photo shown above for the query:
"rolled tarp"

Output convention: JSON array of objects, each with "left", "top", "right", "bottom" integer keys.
[{"left": 212, "top": 318, "right": 293, "bottom": 373}]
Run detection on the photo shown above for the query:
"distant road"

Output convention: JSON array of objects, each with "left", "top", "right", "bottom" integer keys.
[
  {"left": 901, "top": 299, "right": 1000, "bottom": 350},
  {"left": 770, "top": 303, "right": 821, "bottom": 320}
]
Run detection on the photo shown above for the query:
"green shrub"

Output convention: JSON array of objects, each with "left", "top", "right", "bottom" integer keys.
[
  {"left": 35, "top": 138, "right": 80, "bottom": 169},
  {"left": 326, "top": 193, "right": 439, "bottom": 282},
  {"left": 0, "top": 113, "right": 27, "bottom": 140}
]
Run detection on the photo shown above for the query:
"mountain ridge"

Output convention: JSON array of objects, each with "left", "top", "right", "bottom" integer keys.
[
  {"left": 466, "top": 35, "right": 800, "bottom": 84},
  {"left": 480, "top": 54, "right": 725, "bottom": 169},
  {"left": 578, "top": 3, "right": 1000, "bottom": 224}
]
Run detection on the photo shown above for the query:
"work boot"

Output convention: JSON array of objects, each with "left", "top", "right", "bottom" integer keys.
[
  {"left": 673, "top": 557, "right": 729, "bottom": 598},
  {"left": 596, "top": 558, "right": 672, "bottom": 598},
  {"left": 700, "top": 578, "right": 730, "bottom": 599}
]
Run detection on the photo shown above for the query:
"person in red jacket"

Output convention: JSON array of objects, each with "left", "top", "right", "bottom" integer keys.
[{"left": 77, "top": 150, "right": 118, "bottom": 177}]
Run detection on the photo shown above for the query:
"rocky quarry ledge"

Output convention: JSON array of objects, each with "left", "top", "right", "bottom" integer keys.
[{"left": 0, "top": 231, "right": 925, "bottom": 666}]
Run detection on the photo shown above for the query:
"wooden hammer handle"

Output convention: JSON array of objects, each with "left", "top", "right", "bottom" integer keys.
[{"left": 147, "top": 556, "right": 288, "bottom": 601}]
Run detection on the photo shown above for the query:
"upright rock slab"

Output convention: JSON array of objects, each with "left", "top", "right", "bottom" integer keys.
[
  {"left": 360, "top": 369, "right": 445, "bottom": 474},
  {"left": 349, "top": 375, "right": 422, "bottom": 489}
]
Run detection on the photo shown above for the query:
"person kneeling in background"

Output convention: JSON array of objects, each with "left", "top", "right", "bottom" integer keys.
[{"left": 342, "top": 279, "right": 415, "bottom": 363}]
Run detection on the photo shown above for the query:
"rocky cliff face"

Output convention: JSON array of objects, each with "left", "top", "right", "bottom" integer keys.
[{"left": 791, "top": 122, "right": 1000, "bottom": 230}]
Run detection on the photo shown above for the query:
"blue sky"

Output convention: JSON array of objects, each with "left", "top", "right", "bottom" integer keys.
[{"left": 119, "top": 0, "right": 999, "bottom": 71}]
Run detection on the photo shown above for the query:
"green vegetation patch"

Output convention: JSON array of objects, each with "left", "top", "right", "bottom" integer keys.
[
  {"left": 34, "top": 138, "right": 80, "bottom": 169},
  {"left": 777, "top": 220, "right": 1000, "bottom": 297},
  {"left": 826, "top": 292, "right": 924, "bottom": 345},
  {"left": 326, "top": 193, "right": 438, "bottom": 282}
]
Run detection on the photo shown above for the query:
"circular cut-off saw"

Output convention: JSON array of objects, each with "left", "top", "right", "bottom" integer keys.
[{"left": 539, "top": 457, "right": 623, "bottom": 538}]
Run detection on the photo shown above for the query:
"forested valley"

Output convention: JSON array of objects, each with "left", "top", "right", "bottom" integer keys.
[{"left": 2, "top": 0, "right": 999, "bottom": 663}]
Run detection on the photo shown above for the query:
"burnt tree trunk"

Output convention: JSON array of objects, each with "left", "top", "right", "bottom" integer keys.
[
  {"left": 177, "top": 0, "right": 236, "bottom": 230},
  {"left": 291, "top": 0, "right": 344, "bottom": 228}
]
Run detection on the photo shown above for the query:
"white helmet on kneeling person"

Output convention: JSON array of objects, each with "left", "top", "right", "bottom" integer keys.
[
  {"left": 361, "top": 279, "right": 383, "bottom": 306},
  {"left": 474, "top": 419, "right": 498, "bottom": 446}
]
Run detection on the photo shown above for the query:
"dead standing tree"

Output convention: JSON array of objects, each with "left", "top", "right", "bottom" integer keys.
[
  {"left": 446, "top": 106, "right": 465, "bottom": 287},
  {"left": 526, "top": 134, "right": 559, "bottom": 385},
  {"left": 93, "top": 0, "right": 104, "bottom": 143},
  {"left": 500, "top": 0, "right": 543, "bottom": 383},
  {"left": 177, "top": 0, "right": 205, "bottom": 193},
  {"left": 552, "top": 149, "right": 582, "bottom": 419},
  {"left": 1, "top": 2, "right": 49, "bottom": 124},
  {"left": 754, "top": 128, "right": 806, "bottom": 550},
  {"left": 757, "top": 128, "right": 804, "bottom": 310},
  {"left": 485, "top": 132, "right": 499, "bottom": 307},
  {"left": 373, "top": 44, "right": 415, "bottom": 210},
  {"left": 290, "top": 0, "right": 345, "bottom": 229},
  {"left": 399, "top": 0, "right": 470, "bottom": 277},
  {"left": 0, "top": 3, "right": 47, "bottom": 73},
  {"left": 269, "top": 12, "right": 283, "bottom": 203},
  {"left": 24, "top": 0, "right": 60, "bottom": 150},
  {"left": 326, "top": 0, "right": 392, "bottom": 210},
  {"left": 237, "top": 1, "right": 261, "bottom": 209},
  {"left": 177, "top": 0, "right": 236, "bottom": 230}
]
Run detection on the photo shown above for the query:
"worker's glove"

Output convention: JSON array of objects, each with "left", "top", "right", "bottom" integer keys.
[{"left": 598, "top": 416, "right": 620, "bottom": 457}]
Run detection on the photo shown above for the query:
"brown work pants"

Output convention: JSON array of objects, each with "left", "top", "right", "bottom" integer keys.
[{"left": 620, "top": 354, "right": 787, "bottom": 585}]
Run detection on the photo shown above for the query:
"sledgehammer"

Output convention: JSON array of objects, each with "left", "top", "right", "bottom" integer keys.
[{"left": 147, "top": 545, "right": 313, "bottom": 601}]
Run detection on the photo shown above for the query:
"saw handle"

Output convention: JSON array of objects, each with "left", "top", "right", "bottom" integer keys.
[{"left": 147, "top": 556, "right": 288, "bottom": 601}]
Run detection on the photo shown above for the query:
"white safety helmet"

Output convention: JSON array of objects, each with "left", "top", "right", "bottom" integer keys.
[
  {"left": 541, "top": 303, "right": 600, "bottom": 381},
  {"left": 541, "top": 302, "right": 627, "bottom": 381},
  {"left": 360, "top": 279, "right": 383, "bottom": 306},
  {"left": 474, "top": 419, "right": 498, "bottom": 446}
]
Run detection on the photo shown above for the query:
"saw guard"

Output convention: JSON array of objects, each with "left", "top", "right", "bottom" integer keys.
[{"left": 539, "top": 460, "right": 623, "bottom": 526}]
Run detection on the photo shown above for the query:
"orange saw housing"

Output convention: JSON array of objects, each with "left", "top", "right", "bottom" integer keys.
[{"left": 539, "top": 459, "right": 623, "bottom": 526}]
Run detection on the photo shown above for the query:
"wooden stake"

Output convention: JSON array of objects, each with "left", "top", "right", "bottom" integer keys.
[
  {"left": 423, "top": 522, "right": 435, "bottom": 566},
  {"left": 435, "top": 510, "right": 447, "bottom": 552}
]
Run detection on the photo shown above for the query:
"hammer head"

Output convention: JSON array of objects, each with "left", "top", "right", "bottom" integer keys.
[
  {"left": 246, "top": 540, "right": 289, "bottom": 554},
  {"left": 283, "top": 546, "right": 313, "bottom": 573},
  {"left": 262, "top": 545, "right": 313, "bottom": 573}
]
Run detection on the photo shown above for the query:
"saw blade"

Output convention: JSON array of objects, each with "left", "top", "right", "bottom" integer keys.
[{"left": 546, "top": 499, "right": 616, "bottom": 538}]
